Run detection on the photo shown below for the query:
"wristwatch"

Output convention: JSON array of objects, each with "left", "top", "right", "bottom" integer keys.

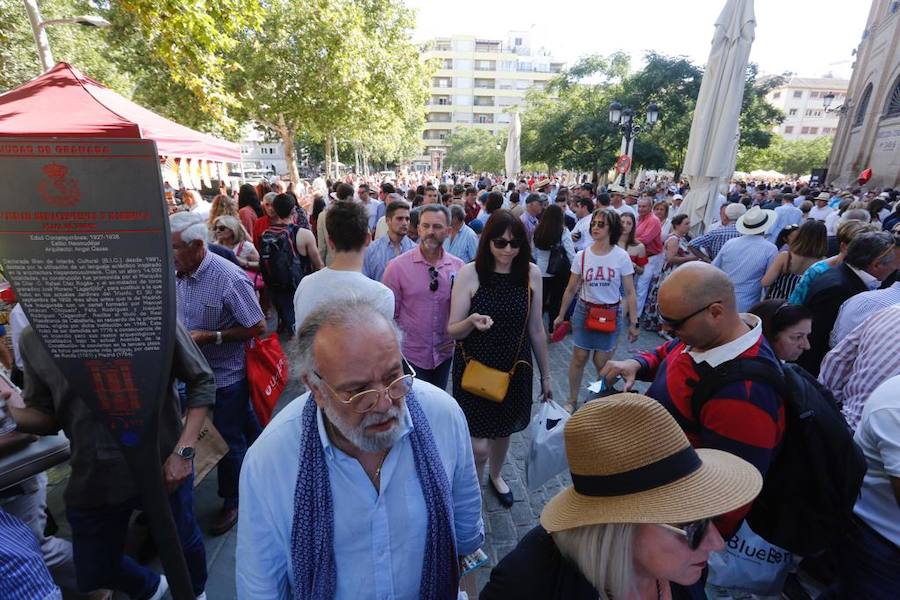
[
  {"left": 215, "top": 331, "right": 223, "bottom": 345},
  {"left": 175, "top": 446, "right": 195, "bottom": 461}
]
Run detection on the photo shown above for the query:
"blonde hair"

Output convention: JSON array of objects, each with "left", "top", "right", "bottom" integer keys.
[
  {"left": 213, "top": 215, "right": 249, "bottom": 246},
  {"left": 551, "top": 523, "right": 637, "bottom": 600},
  {"left": 208, "top": 194, "right": 238, "bottom": 230}
]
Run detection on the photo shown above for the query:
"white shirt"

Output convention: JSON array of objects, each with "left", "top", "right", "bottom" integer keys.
[
  {"left": 292, "top": 268, "right": 395, "bottom": 333},
  {"left": 9, "top": 303, "right": 28, "bottom": 370},
  {"left": 189, "top": 198, "right": 212, "bottom": 218},
  {"left": 571, "top": 245, "right": 634, "bottom": 305},
  {"left": 571, "top": 214, "right": 592, "bottom": 252},
  {"left": 687, "top": 314, "right": 762, "bottom": 367},
  {"left": 824, "top": 210, "right": 842, "bottom": 236},
  {"left": 611, "top": 203, "right": 637, "bottom": 218},
  {"left": 236, "top": 380, "right": 484, "bottom": 599},
  {"left": 831, "top": 282, "right": 900, "bottom": 345},
  {"left": 852, "top": 374, "right": 900, "bottom": 546},
  {"left": 807, "top": 205, "right": 833, "bottom": 222}
]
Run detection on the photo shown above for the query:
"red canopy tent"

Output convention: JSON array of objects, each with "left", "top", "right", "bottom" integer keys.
[{"left": 0, "top": 62, "right": 240, "bottom": 164}]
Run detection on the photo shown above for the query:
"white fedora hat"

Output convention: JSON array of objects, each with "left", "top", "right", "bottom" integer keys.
[{"left": 736, "top": 205, "right": 776, "bottom": 235}]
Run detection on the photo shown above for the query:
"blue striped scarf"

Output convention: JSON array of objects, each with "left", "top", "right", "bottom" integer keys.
[{"left": 290, "top": 393, "right": 459, "bottom": 599}]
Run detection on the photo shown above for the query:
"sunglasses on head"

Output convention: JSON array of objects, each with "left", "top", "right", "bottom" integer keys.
[
  {"left": 490, "top": 238, "right": 522, "bottom": 249},
  {"left": 659, "top": 518, "right": 711, "bottom": 550},
  {"left": 428, "top": 266, "right": 439, "bottom": 292}
]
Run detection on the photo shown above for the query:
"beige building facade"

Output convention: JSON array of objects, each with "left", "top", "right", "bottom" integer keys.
[
  {"left": 415, "top": 31, "right": 564, "bottom": 171},
  {"left": 764, "top": 76, "right": 849, "bottom": 140},
  {"left": 828, "top": 0, "right": 900, "bottom": 189}
]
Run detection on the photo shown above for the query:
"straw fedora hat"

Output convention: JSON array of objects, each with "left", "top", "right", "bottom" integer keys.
[
  {"left": 736, "top": 205, "right": 776, "bottom": 235},
  {"left": 814, "top": 192, "right": 831, "bottom": 202},
  {"left": 608, "top": 184, "right": 625, "bottom": 194},
  {"left": 540, "top": 394, "right": 761, "bottom": 532},
  {"left": 535, "top": 177, "right": 552, "bottom": 190}
]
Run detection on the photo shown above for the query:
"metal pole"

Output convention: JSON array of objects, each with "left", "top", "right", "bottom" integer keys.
[
  {"left": 619, "top": 125, "right": 631, "bottom": 187},
  {"left": 22, "top": 0, "right": 54, "bottom": 72}
]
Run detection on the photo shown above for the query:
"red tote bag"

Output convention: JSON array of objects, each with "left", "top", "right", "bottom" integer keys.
[{"left": 245, "top": 335, "right": 288, "bottom": 426}]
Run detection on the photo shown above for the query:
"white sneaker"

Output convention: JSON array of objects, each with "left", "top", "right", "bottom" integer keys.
[{"left": 148, "top": 575, "right": 169, "bottom": 600}]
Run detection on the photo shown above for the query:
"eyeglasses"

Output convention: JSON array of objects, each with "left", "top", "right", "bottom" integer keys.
[
  {"left": 490, "top": 238, "right": 522, "bottom": 249},
  {"left": 658, "top": 518, "right": 711, "bottom": 550},
  {"left": 313, "top": 358, "right": 417, "bottom": 413},
  {"left": 591, "top": 220, "right": 607, "bottom": 228},
  {"left": 658, "top": 300, "right": 722, "bottom": 330},
  {"left": 429, "top": 266, "right": 439, "bottom": 292},
  {"left": 214, "top": 225, "right": 230, "bottom": 232}
]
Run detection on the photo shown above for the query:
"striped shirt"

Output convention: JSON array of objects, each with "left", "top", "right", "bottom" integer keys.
[
  {"left": 688, "top": 223, "right": 741, "bottom": 260},
  {"left": 363, "top": 234, "right": 415, "bottom": 282},
  {"left": 831, "top": 282, "right": 900, "bottom": 345},
  {"left": 176, "top": 250, "right": 265, "bottom": 387},
  {"left": 443, "top": 224, "right": 479, "bottom": 264},
  {"left": 635, "top": 316, "right": 785, "bottom": 537},
  {"left": 820, "top": 306, "right": 900, "bottom": 432},
  {"left": 712, "top": 235, "right": 779, "bottom": 312},
  {"left": 0, "top": 508, "right": 61, "bottom": 600}
]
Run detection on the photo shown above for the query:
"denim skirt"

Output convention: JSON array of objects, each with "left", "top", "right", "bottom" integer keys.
[{"left": 571, "top": 299, "right": 619, "bottom": 352}]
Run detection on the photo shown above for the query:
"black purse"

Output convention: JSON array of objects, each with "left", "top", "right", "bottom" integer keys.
[{"left": 546, "top": 243, "right": 570, "bottom": 276}]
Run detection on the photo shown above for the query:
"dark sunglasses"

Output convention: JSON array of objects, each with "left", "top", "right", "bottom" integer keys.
[
  {"left": 591, "top": 220, "right": 607, "bottom": 228},
  {"left": 658, "top": 300, "right": 721, "bottom": 329},
  {"left": 213, "top": 225, "right": 230, "bottom": 232},
  {"left": 428, "top": 266, "right": 439, "bottom": 292},
  {"left": 659, "top": 518, "right": 711, "bottom": 550},
  {"left": 490, "top": 238, "right": 522, "bottom": 249}
]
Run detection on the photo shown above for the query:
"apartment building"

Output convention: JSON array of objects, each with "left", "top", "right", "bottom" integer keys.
[
  {"left": 415, "top": 31, "right": 565, "bottom": 171},
  {"left": 764, "top": 76, "right": 850, "bottom": 140}
]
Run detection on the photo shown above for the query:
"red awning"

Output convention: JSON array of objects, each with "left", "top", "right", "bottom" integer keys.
[{"left": 0, "top": 62, "right": 240, "bottom": 163}]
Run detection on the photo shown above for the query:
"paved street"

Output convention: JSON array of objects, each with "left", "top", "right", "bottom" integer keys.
[{"left": 48, "top": 323, "right": 661, "bottom": 599}]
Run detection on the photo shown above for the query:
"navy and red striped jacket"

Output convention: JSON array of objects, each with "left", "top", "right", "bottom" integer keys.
[{"left": 635, "top": 336, "right": 786, "bottom": 537}]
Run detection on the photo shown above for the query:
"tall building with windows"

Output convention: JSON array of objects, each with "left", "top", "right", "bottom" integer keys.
[
  {"left": 764, "top": 76, "right": 849, "bottom": 140},
  {"left": 415, "top": 31, "right": 565, "bottom": 171},
  {"left": 828, "top": 0, "right": 900, "bottom": 189}
]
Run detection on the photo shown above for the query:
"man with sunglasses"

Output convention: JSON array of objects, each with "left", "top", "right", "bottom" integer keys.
[
  {"left": 237, "top": 300, "right": 484, "bottom": 599},
  {"left": 382, "top": 205, "right": 462, "bottom": 390},
  {"left": 600, "top": 262, "right": 785, "bottom": 538}
]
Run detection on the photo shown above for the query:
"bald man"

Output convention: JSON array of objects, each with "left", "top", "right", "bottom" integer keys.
[{"left": 600, "top": 263, "right": 785, "bottom": 537}]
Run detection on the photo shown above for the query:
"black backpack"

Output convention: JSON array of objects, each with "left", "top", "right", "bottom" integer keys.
[
  {"left": 259, "top": 225, "right": 303, "bottom": 290},
  {"left": 691, "top": 359, "right": 866, "bottom": 557}
]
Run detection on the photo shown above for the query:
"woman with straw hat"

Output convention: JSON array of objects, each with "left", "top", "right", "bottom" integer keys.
[{"left": 481, "top": 394, "right": 762, "bottom": 600}]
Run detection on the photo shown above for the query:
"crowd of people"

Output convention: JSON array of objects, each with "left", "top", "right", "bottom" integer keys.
[{"left": 2, "top": 168, "right": 899, "bottom": 600}]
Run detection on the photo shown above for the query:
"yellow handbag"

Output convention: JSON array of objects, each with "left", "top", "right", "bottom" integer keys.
[{"left": 460, "top": 287, "right": 531, "bottom": 403}]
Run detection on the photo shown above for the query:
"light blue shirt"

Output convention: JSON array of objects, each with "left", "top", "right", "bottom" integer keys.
[
  {"left": 363, "top": 234, "right": 415, "bottom": 281},
  {"left": 236, "top": 380, "right": 485, "bottom": 599},
  {"left": 713, "top": 235, "right": 778, "bottom": 312},
  {"left": 443, "top": 224, "right": 479, "bottom": 263},
  {"left": 766, "top": 203, "right": 803, "bottom": 244}
]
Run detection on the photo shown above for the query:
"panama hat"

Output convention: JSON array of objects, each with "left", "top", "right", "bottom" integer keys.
[
  {"left": 625, "top": 188, "right": 639, "bottom": 197},
  {"left": 608, "top": 184, "right": 625, "bottom": 194},
  {"left": 540, "top": 395, "right": 761, "bottom": 532},
  {"left": 535, "top": 177, "right": 552, "bottom": 190},
  {"left": 814, "top": 192, "right": 831, "bottom": 202},
  {"left": 736, "top": 205, "right": 776, "bottom": 235}
]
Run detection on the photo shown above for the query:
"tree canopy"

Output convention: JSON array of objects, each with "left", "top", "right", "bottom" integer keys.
[
  {"left": 444, "top": 127, "right": 505, "bottom": 173},
  {"left": 521, "top": 52, "right": 785, "bottom": 180},
  {"left": 736, "top": 135, "right": 832, "bottom": 176}
]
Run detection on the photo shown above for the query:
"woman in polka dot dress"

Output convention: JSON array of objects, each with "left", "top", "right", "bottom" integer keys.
[{"left": 449, "top": 210, "right": 552, "bottom": 507}]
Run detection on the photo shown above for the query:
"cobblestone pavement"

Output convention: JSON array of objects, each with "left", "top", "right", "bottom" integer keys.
[{"left": 49, "top": 321, "right": 662, "bottom": 599}]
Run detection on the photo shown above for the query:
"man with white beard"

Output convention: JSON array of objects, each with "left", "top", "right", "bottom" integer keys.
[{"left": 237, "top": 300, "right": 484, "bottom": 599}]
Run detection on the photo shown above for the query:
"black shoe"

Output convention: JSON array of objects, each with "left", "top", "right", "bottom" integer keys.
[{"left": 489, "top": 477, "right": 514, "bottom": 508}]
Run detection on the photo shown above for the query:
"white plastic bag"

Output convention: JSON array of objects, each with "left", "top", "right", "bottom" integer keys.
[
  {"left": 707, "top": 521, "right": 793, "bottom": 596},
  {"left": 525, "top": 400, "right": 570, "bottom": 491}
]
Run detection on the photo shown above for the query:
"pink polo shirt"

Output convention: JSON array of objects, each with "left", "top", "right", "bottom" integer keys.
[
  {"left": 636, "top": 213, "right": 663, "bottom": 256},
  {"left": 381, "top": 245, "right": 464, "bottom": 369}
]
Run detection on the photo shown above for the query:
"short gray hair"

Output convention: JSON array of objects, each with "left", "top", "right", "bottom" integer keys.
[
  {"left": 296, "top": 298, "right": 403, "bottom": 378},
  {"left": 419, "top": 204, "right": 450, "bottom": 224},
  {"left": 169, "top": 211, "right": 208, "bottom": 244},
  {"left": 845, "top": 231, "right": 894, "bottom": 270},
  {"left": 840, "top": 208, "right": 870, "bottom": 223},
  {"left": 449, "top": 204, "right": 465, "bottom": 223},
  {"left": 262, "top": 191, "right": 278, "bottom": 204}
]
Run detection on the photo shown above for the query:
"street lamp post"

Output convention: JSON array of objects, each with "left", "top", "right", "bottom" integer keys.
[
  {"left": 608, "top": 100, "right": 659, "bottom": 187},
  {"left": 21, "top": 0, "right": 111, "bottom": 72},
  {"left": 822, "top": 91, "right": 849, "bottom": 114}
]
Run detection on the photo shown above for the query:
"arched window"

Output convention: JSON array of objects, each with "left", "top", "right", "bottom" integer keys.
[
  {"left": 885, "top": 75, "right": 900, "bottom": 118},
  {"left": 854, "top": 83, "right": 873, "bottom": 127}
]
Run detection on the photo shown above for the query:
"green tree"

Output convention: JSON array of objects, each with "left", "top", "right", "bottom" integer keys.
[
  {"left": 444, "top": 127, "right": 505, "bottom": 173},
  {"left": 228, "top": 0, "right": 430, "bottom": 182}
]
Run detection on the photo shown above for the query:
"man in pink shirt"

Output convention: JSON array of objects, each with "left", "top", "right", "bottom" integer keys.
[
  {"left": 382, "top": 204, "right": 464, "bottom": 389},
  {"left": 635, "top": 196, "right": 663, "bottom": 315}
]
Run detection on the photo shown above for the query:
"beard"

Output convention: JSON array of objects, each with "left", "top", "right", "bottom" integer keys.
[{"left": 322, "top": 400, "right": 404, "bottom": 453}]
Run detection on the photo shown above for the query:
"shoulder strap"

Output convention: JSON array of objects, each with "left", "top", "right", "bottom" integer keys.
[
  {"left": 509, "top": 286, "right": 532, "bottom": 374},
  {"left": 690, "top": 358, "right": 789, "bottom": 422}
]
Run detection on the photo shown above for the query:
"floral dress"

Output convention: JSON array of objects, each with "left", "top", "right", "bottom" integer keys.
[{"left": 641, "top": 234, "right": 689, "bottom": 331}]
